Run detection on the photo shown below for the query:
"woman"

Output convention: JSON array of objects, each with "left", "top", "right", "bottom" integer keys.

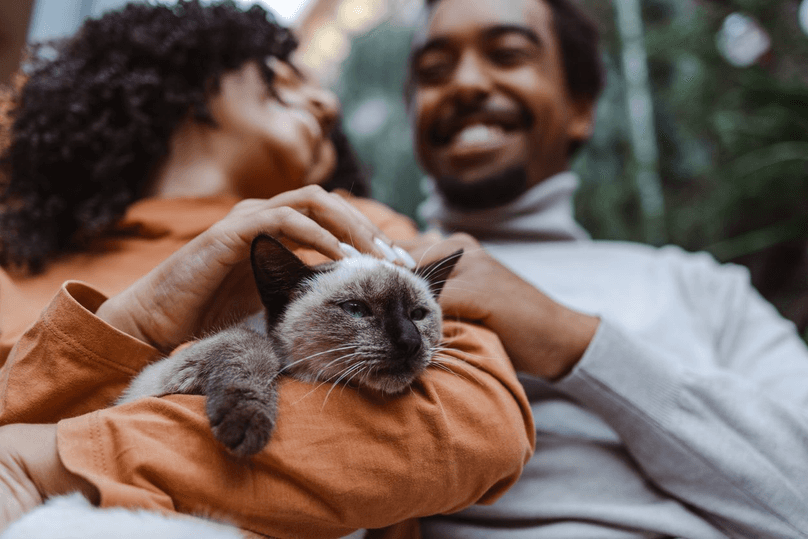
[{"left": 0, "top": 1, "right": 533, "bottom": 537}]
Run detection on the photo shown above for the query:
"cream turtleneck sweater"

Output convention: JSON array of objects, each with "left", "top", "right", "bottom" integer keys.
[{"left": 420, "top": 172, "right": 808, "bottom": 539}]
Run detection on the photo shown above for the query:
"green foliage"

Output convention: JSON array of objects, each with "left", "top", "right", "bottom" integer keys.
[
  {"left": 337, "top": 1, "right": 808, "bottom": 257},
  {"left": 336, "top": 21, "right": 425, "bottom": 224},
  {"left": 574, "top": 0, "right": 808, "bottom": 261}
]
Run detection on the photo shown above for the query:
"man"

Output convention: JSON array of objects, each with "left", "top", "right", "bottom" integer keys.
[{"left": 405, "top": 0, "right": 808, "bottom": 537}]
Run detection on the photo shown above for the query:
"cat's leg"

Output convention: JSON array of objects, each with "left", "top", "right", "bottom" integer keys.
[
  {"left": 188, "top": 327, "right": 282, "bottom": 457},
  {"left": 119, "top": 327, "right": 282, "bottom": 457},
  {"left": 117, "top": 353, "right": 198, "bottom": 405},
  {"left": 116, "top": 334, "right": 218, "bottom": 405},
  {"left": 173, "top": 326, "right": 280, "bottom": 456}
]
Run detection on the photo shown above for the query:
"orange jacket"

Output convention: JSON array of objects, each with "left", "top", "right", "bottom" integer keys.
[{"left": 0, "top": 195, "right": 534, "bottom": 538}]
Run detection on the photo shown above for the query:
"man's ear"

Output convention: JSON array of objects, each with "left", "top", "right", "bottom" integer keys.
[
  {"left": 566, "top": 95, "right": 598, "bottom": 143},
  {"left": 250, "top": 235, "right": 314, "bottom": 326},
  {"left": 415, "top": 249, "right": 463, "bottom": 299}
]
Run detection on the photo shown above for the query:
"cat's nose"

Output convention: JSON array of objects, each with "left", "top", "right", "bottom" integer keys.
[
  {"left": 391, "top": 318, "right": 423, "bottom": 360},
  {"left": 399, "top": 332, "right": 422, "bottom": 359}
]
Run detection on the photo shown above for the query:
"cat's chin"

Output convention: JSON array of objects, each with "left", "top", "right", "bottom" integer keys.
[{"left": 364, "top": 370, "right": 424, "bottom": 395}]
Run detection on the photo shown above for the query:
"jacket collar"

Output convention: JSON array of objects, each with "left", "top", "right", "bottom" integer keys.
[{"left": 115, "top": 195, "right": 240, "bottom": 240}]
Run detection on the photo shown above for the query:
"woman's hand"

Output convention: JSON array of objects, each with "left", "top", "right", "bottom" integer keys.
[
  {"left": 97, "top": 185, "right": 407, "bottom": 353},
  {"left": 0, "top": 424, "right": 97, "bottom": 533},
  {"left": 403, "top": 232, "right": 599, "bottom": 381}
]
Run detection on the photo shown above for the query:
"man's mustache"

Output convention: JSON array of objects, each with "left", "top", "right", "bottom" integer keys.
[{"left": 429, "top": 103, "right": 533, "bottom": 146}]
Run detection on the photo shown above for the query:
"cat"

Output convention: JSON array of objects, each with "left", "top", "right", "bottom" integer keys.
[{"left": 117, "top": 234, "right": 463, "bottom": 457}]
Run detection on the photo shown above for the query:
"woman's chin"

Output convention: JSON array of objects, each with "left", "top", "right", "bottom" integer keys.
[{"left": 302, "top": 140, "right": 337, "bottom": 188}]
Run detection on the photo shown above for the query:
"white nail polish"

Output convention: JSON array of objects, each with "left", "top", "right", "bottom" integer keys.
[
  {"left": 374, "top": 237, "right": 398, "bottom": 262},
  {"left": 393, "top": 246, "right": 416, "bottom": 269},
  {"left": 339, "top": 242, "right": 361, "bottom": 258}
]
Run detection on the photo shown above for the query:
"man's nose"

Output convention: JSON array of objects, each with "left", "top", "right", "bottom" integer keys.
[
  {"left": 450, "top": 52, "right": 492, "bottom": 105},
  {"left": 307, "top": 85, "right": 340, "bottom": 135}
]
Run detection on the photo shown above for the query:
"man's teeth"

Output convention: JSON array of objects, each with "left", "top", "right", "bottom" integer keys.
[{"left": 455, "top": 124, "right": 504, "bottom": 144}]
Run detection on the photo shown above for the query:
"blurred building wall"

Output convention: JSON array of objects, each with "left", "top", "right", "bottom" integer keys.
[
  {"left": 28, "top": 0, "right": 138, "bottom": 43},
  {"left": 0, "top": 0, "right": 36, "bottom": 84}
]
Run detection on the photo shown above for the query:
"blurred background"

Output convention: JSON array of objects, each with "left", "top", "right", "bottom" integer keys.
[{"left": 3, "top": 0, "right": 808, "bottom": 333}]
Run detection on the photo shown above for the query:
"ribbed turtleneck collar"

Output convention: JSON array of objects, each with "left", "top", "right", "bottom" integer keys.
[{"left": 418, "top": 171, "right": 591, "bottom": 243}]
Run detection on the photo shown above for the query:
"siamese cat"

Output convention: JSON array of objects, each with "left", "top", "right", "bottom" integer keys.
[{"left": 118, "top": 234, "right": 463, "bottom": 457}]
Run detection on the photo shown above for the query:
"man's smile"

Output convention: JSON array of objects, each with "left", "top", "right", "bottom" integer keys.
[{"left": 429, "top": 106, "right": 533, "bottom": 147}]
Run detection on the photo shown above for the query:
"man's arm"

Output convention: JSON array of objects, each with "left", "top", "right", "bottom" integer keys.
[
  {"left": 409, "top": 234, "right": 808, "bottom": 538},
  {"left": 400, "top": 232, "right": 600, "bottom": 379},
  {"left": 553, "top": 255, "right": 808, "bottom": 538}
]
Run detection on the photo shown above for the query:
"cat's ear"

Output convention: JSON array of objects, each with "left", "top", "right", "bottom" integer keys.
[
  {"left": 250, "top": 235, "right": 315, "bottom": 324},
  {"left": 415, "top": 249, "right": 463, "bottom": 299}
]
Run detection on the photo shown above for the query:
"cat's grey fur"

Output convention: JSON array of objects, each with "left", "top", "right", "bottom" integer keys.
[{"left": 118, "top": 234, "right": 462, "bottom": 457}]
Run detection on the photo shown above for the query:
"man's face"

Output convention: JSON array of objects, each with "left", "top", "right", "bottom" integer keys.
[{"left": 409, "top": 0, "right": 594, "bottom": 209}]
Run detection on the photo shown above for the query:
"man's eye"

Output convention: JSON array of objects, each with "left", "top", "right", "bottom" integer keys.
[
  {"left": 415, "top": 63, "right": 451, "bottom": 84},
  {"left": 414, "top": 52, "right": 454, "bottom": 84},
  {"left": 489, "top": 48, "right": 528, "bottom": 67},
  {"left": 339, "top": 300, "right": 372, "bottom": 318}
]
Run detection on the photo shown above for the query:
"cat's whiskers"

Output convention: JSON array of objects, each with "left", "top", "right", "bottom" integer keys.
[
  {"left": 414, "top": 240, "right": 481, "bottom": 269},
  {"left": 429, "top": 350, "right": 482, "bottom": 385},
  {"left": 290, "top": 377, "right": 343, "bottom": 406},
  {"left": 321, "top": 362, "right": 366, "bottom": 410},
  {"left": 415, "top": 244, "right": 485, "bottom": 281},
  {"left": 346, "top": 364, "right": 372, "bottom": 390},
  {"left": 279, "top": 345, "right": 357, "bottom": 374},
  {"left": 418, "top": 257, "right": 458, "bottom": 284},
  {"left": 287, "top": 350, "right": 369, "bottom": 407},
  {"left": 313, "top": 351, "right": 364, "bottom": 380},
  {"left": 431, "top": 337, "right": 502, "bottom": 365}
]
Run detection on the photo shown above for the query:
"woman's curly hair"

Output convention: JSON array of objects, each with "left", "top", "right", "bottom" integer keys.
[{"left": 0, "top": 0, "right": 302, "bottom": 273}]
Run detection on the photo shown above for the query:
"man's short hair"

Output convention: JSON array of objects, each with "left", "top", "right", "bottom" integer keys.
[{"left": 409, "top": 0, "right": 605, "bottom": 104}]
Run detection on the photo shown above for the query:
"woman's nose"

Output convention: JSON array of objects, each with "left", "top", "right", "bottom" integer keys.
[{"left": 308, "top": 85, "right": 340, "bottom": 135}]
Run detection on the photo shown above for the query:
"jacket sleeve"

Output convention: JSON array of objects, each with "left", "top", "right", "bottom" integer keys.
[
  {"left": 555, "top": 251, "right": 808, "bottom": 539},
  {"left": 3, "top": 280, "right": 533, "bottom": 538},
  {"left": 0, "top": 281, "right": 163, "bottom": 424}
]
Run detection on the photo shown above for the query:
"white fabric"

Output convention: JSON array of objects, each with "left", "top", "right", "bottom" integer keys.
[
  {"left": 420, "top": 172, "right": 808, "bottom": 538},
  {"left": 1, "top": 494, "right": 244, "bottom": 539}
]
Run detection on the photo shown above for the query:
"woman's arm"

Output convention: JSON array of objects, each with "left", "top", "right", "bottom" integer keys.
[{"left": 0, "top": 190, "right": 533, "bottom": 537}]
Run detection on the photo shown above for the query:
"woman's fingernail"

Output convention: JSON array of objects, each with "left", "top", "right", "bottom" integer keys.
[
  {"left": 374, "top": 237, "right": 398, "bottom": 262},
  {"left": 339, "top": 242, "right": 362, "bottom": 258},
  {"left": 393, "top": 246, "right": 416, "bottom": 269}
]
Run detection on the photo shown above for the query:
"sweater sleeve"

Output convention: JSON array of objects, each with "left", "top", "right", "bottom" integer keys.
[{"left": 556, "top": 255, "right": 808, "bottom": 539}]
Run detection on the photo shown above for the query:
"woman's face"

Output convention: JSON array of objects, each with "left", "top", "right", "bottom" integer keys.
[{"left": 206, "top": 58, "right": 341, "bottom": 199}]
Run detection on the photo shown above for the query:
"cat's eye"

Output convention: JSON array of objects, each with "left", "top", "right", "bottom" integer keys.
[
  {"left": 339, "top": 300, "right": 372, "bottom": 318},
  {"left": 410, "top": 307, "right": 429, "bottom": 321}
]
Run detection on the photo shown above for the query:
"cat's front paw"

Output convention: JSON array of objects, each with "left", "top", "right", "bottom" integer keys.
[{"left": 206, "top": 388, "right": 277, "bottom": 458}]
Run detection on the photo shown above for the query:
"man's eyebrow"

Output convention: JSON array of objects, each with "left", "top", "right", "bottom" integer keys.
[
  {"left": 483, "top": 24, "right": 542, "bottom": 46},
  {"left": 410, "top": 37, "right": 452, "bottom": 65},
  {"left": 410, "top": 25, "right": 542, "bottom": 65}
]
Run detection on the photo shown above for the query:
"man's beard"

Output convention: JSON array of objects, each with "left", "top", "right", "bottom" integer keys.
[{"left": 434, "top": 166, "right": 529, "bottom": 211}]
